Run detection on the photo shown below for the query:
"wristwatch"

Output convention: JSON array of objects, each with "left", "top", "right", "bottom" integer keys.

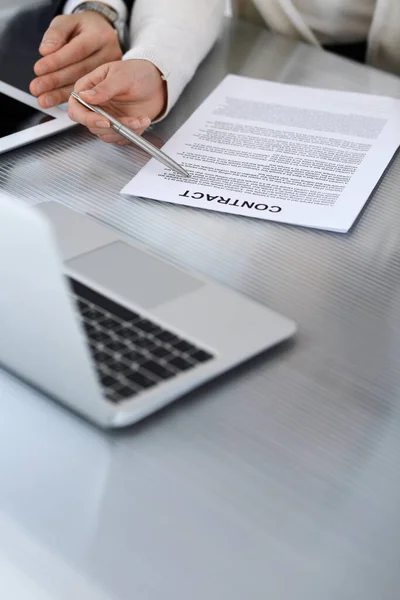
[{"left": 72, "top": 2, "right": 129, "bottom": 52}]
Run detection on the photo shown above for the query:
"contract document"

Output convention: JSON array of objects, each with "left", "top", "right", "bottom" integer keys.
[{"left": 121, "top": 75, "right": 400, "bottom": 232}]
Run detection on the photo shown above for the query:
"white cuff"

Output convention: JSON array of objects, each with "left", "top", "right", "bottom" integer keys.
[
  {"left": 63, "top": 0, "right": 128, "bottom": 23},
  {"left": 123, "top": 47, "right": 182, "bottom": 122}
]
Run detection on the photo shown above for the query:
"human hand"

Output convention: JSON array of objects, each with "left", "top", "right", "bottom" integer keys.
[
  {"left": 30, "top": 12, "right": 123, "bottom": 109},
  {"left": 68, "top": 59, "right": 167, "bottom": 144}
]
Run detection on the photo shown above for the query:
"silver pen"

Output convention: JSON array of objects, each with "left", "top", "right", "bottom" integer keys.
[{"left": 70, "top": 92, "right": 189, "bottom": 177}]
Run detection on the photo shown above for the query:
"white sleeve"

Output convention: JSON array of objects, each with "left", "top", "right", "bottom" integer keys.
[
  {"left": 123, "top": 0, "right": 225, "bottom": 117},
  {"left": 63, "top": 0, "right": 128, "bottom": 23}
]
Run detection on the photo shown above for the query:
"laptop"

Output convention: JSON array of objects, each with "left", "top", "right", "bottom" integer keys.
[{"left": 0, "top": 193, "right": 296, "bottom": 428}]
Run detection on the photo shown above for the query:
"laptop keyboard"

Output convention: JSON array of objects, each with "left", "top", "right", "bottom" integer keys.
[{"left": 68, "top": 278, "right": 214, "bottom": 404}]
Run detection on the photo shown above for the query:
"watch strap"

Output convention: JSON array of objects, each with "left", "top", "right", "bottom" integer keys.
[{"left": 73, "top": 2, "right": 118, "bottom": 27}]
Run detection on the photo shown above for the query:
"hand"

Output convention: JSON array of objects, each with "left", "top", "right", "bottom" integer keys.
[
  {"left": 68, "top": 59, "right": 167, "bottom": 144},
  {"left": 30, "top": 12, "right": 123, "bottom": 109}
]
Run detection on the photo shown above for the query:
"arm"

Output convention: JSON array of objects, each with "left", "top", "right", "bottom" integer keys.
[
  {"left": 68, "top": 0, "right": 225, "bottom": 145},
  {"left": 124, "top": 0, "right": 225, "bottom": 113}
]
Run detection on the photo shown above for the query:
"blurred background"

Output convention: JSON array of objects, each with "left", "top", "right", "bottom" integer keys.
[
  {"left": 0, "top": 0, "right": 33, "bottom": 12},
  {"left": 0, "top": 0, "right": 230, "bottom": 13},
  {"left": 0, "top": 0, "right": 232, "bottom": 12}
]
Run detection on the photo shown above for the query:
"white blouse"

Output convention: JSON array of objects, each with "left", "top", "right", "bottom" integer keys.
[{"left": 64, "top": 0, "right": 384, "bottom": 118}]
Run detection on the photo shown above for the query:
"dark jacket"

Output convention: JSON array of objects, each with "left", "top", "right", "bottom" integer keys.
[{"left": 0, "top": 0, "right": 135, "bottom": 92}]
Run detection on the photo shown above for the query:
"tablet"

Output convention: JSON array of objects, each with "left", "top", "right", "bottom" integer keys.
[{"left": 0, "top": 80, "right": 75, "bottom": 154}]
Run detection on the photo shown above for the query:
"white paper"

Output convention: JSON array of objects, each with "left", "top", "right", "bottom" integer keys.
[{"left": 121, "top": 75, "right": 400, "bottom": 232}]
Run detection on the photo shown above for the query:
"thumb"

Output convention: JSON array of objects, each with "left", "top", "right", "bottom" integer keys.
[{"left": 78, "top": 65, "right": 130, "bottom": 105}]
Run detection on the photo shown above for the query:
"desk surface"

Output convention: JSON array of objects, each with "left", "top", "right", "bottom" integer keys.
[{"left": 1, "top": 11, "right": 400, "bottom": 600}]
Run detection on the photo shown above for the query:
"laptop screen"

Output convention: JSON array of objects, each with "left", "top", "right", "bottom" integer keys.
[{"left": 1, "top": 91, "right": 54, "bottom": 138}]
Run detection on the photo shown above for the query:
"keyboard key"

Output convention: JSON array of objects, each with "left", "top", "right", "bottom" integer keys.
[
  {"left": 82, "top": 306, "right": 97, "bottom": 318},
  {"left": 122, "top": 348, "right": 147, "bottom": 364},
  {"left": 90, "top": 328, "right": 109, "bottom": 342},
  {"left": 82, "top": 316, "right": 94, "bottom": 327},
  {"left": 121, "top": 324, "right": 135, "bottom": 335},
  {"left": 126, "top": 326, "right": 143, "bottom": 337},
  {"left": 123, "top": 312, "right": 141, "bottom": 324},
  {"left": 77, "top": 299, "right": 89, "bottom": 312},
  {"left": 105, "top": 338, "right": 131, "bottom": 353},
  {"left": 137, "top": 319, "right": 162, "bottom": 334},
  {"left": 98, "top": 316, "right": 122, "bottom": 331},
  {"left": 100, "top": 374, "right": 119, "bottom": 388},
  {"left": 79, "top": 305, "right": 93, "bottom": 315},
  {"left": 84, "top": 323, "right": 97, "bottom": 337},
  {"left": 150, "top": 346, "right": 171, "bottom": 360},
  {"left": 173, "top": 340, "right": 195, "bottom": 353},
  {"left": 114, "top": 385, "right": 138, "bottom": 400},
  {"left": 92, "top": 350, "right": 111, "bottom": 364},
  {"left": 106, "top": 357, "right": 130, "bottom": 375},
  {"left": 134, "top": 337, "right": 157, "bottom": 352},
  {"left": 124, "top": 370, "right": 155, "bottom": 390},
  {"left": 90, "top": 308, "right": 107, "bottom": 322},
  {"left": 154, "top": 330, "right": 179, "bottom": 344},
  {"left": 141, "top": 360, "right": 175, "bottom": 380},
  {"left": 168, "top": 356, "right": 193, "bottom": 372},
  {"left": 191, "top": 350, "right": 213, "bottom": 363}
]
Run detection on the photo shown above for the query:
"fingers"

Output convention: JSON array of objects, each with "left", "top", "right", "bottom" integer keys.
[
  {"left": 89, "top": 116, "right": 150, "bottom": 144},
  {"left": 38, "top": 15, "right": 76, "bottom": 57},
  {"left": 31, "top": 58, "right": 88, "bottom": 104},
  {"left": 74, "top": 64, "right": 130, "bottom": 105},
  {"left": 72, "top": 63, "right": 109, "bottom": 97},
  {"left": 37, "top": 85, "right": 74, "bottom": 109},
  {"left": 89, "top": 125, "right": 148, "bottom": 143},
  {"left": 31, "top": 48, "right": 118, "bottom": 108},
  {"left": 68, "top": 98, "right": 151, "bottom": 135},
  {"left": 93, "top": 131, "right": 145, "bottom": 144},
  {"left": 68, "top": 92, "right": 111, "bottom": 129},
  {"left": 90, "top": 128, "right": 146, "bottom": 144},
  {"left": 35, "top": 29, "right": 101, "bottom": 77},
  {"left": 92, "top": 116, "right": 151, "bottom": 135},
  {"left": 68, "top": 61, "right": 152, "bottom": 145}
]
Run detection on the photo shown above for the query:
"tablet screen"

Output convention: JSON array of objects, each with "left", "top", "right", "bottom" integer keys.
[{"left": 1, "top": 91, "right": 54, "bottom": 138}]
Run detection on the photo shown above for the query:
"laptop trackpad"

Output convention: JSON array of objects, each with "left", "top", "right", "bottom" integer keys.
[{"left": 67, "top": 241, "right": 203, "bottom": 309}]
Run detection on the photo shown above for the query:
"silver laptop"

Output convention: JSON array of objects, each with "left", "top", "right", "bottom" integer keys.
[{"left": 0, "top": 193, "right": 296, "bottom": 428}]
